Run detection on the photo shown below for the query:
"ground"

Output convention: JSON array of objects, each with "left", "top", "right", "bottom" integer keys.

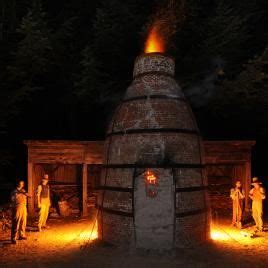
[{"left": 1, "top": 212, "right": 268, "bottom": 268}]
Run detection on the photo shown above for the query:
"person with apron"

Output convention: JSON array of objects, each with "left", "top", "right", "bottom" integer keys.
[
  {"left": 11, "top": 180, "right": 31, "bottom": 244},
  {"left": 230, "top": 180, "right": 245, "bottom": 229},
  {"left": 37, "top": 174, "right": 51, "bottom": 232},
  {"left": 249, "top": 177, "right": 266, "bottom": 232}
]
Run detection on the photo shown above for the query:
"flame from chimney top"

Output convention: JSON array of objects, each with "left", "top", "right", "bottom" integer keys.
[
  {"left": 144, "top": 1, "right": 186, "bottom": 54},
  {"left": 145, "top": 25, "right": 165, "bottom": 53}
]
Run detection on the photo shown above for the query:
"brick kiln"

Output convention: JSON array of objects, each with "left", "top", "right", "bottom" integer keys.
[{"left": 98, "top": 52, "right": 211, "bottom": 250}]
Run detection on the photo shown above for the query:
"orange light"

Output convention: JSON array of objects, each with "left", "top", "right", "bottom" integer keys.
[
  {"left": 53, "top": 220, "right": 98, "bottom": 243},
  {"left": 210, "top": 229, "right": 229, "bottom": 241},
  {"left": 89, "top": 220, "right": 98, "bottom": 241},
  {"left": 210, "top": 224, "right": 258, "bottom": 245},
  {"left": 144, "top": 25, "right": 165, "bottom": 53},
  {"left": 146, "top": 170, "right": 157, "bottom": 184}
]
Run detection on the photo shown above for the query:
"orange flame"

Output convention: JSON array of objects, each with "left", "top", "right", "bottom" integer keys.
[
  {"left": 144, "top": 25, "right": 165, "bottom": 54},
  {"left": 146, "top": 170, "right": 157, "bottom": 184}
]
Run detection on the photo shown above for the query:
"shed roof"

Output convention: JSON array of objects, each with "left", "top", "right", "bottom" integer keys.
[{"left": 24, "top": 140, "right": 255, "bottom": 165}]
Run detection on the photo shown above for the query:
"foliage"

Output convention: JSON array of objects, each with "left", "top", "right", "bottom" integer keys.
[
  {"left": 0, "top": 0, "right": 267, "bottom": 180},
  {"left": 203, "top": 46, "right": 268, "bottom": 139},
  {"left": 75, "top": 0, "right": 150, "bottom": 105},
  {"left": 1, "top": 2, "right": 52, "bottom": 121}
]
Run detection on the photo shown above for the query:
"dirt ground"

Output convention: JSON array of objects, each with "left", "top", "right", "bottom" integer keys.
[{"left": 1, "top": 214, "right": 268, "bottom": 268}]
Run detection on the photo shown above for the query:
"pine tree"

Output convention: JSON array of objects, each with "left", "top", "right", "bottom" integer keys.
[
  {"left": 173, "top": 0, "right": 259, "bottom": 113},
  {"left": 0, "top": 1, "right": 52, "bottom": 168},
  {"left": 203, "top": 46, "right": 268, "bottom": 139},
  {"left": 75, "top": 0, "right": 150, "bottom": 108},
  {"left": 2, "top": 0, "right": 52, "bottom": 121}
]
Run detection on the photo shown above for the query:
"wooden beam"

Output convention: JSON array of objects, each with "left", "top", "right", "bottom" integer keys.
[
  {"left": 244, "top": 161, "right": 251, "bottom": 211},
  {"left": 82, "top": 164, "right": 88, "bottom": 216},
  {"left": 27, "top": 161, "right": 34, "bottom": 216}
]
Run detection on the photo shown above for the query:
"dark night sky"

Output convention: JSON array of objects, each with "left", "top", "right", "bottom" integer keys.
[{"left": 0, "top": 0, "right": 267, "bottom": 189}]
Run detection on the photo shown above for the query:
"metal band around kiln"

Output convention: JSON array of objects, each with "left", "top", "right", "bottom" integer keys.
[
  {"left": 123, "top": 95, "right": 186, "bottom": 103},
  {"left": 133, "top": 71, "right": 174, "bottom": 80},
  {"left": 176, "top": 208, "right": 207, "bottom": 218},
  {"left": 96, "top": 205, "right": 133, "bottom": 217},
  {"left": 176, "top": 185, "right": 208, "bottom": 192},
  {"left": 97, "top": 205, "right": 207, "bottom": 218},
  {"left": 98, "top": 185, "right": 208, "bottom": 193},
  {"left": 102, "top": 163, "right": 205, "bottom": 169},
  {"left": 106, "top": 128, "right": 200, "bottom": 138}
]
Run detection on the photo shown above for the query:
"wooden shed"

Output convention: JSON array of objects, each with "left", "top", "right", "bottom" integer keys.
[
  {"left": 204, "top": 140, "right": 256, "bottom": 213},
  {"left": 24, "top": 140, "right": 103, "bottom": 216},
  {"left": 24, "top": 140, "right": 255, "bottom": 216}
]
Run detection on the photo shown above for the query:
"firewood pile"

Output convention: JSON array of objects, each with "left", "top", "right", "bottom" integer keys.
[
  {"left": 0, "top": 205, "right": 12, "bottom": 231},
  {"left": 50, "top": 185, "right": 98, "bottom": 216}
]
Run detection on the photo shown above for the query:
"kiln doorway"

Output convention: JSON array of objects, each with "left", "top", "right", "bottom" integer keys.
[{"left": 134, "top": 168, "right": 175, "bottom": 250}]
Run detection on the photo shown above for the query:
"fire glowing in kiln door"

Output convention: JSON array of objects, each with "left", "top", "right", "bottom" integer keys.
[
  {"left": 145, "top": 170, "right": 158, "bottom": 198},
  {"left": 146, "top": 170, "right": 157, "bottom": 184}
]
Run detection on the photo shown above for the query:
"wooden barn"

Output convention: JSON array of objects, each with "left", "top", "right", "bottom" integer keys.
[
  {"left": 24, "top": 141, "right": 103, "bottom": 217},
  {"left": 204, "top": 141, "right": 255, "bottom": 213},
  {"left": 24, "top": 140, "right": 255, "bottom": 216}
]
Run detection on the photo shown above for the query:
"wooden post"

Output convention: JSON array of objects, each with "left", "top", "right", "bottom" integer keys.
[
  {"left": 82, "top": 163, "right": 88, "bottom": 216},
  {"left": 244, "top": 161, "right": 251, "bottom": 212},
  {"left": 27, "top": 161, "right": 34, "bottom": 216}
]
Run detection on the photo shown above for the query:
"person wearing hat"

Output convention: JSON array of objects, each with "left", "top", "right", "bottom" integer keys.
[
  {"left": 249, "top": 177, "right": 266, "bottom": 231},
  {"left": 230, "top": 180, "right": 245, "bottom": 229},
  {"left": 37, "top": 174, "right": 51, "bottom": 232},
  {"left": 11, "top": 180, "right": 31, "bottom": 244}
]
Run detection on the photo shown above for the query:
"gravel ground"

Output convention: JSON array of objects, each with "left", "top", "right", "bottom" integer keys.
[{"left": 0, "top": 216, "right": 268, "bottom": 268}]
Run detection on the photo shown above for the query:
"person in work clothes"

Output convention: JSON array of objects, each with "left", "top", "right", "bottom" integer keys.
[
  {"left": 249, "top": 177, "right": 266, "bottom": 232},
  {"left": 230, "top": 180, "right": 245, "bottom": 229},
  {"left": 11, "top": 180, "right": 31, "bottom": 244},
  {"left": 37, "top": 174, "right": 51, "bottom": 232}
]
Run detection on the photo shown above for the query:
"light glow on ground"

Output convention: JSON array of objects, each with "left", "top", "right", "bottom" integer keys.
[
  {"left": 27, "top": 218, "right": 99, "bottom": 250},
  {"left": 210, "top": 222, "right": 265, "bottom": 246}
]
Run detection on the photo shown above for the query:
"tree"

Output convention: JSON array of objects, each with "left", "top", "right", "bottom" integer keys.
[
  {"left": 174, "top": 0, "right": 258, "bottom": 109},
  {"left": 4, "top": 1, "right": 52, "bottom": 119},
  {"left": 0, "top": 0, "right": 52, "bottom": 169},
  {"left": 75, "top": 0, "right": 152, "bottom": 133},
  {"left": 201, "top": 46, "right": 268, "bottom": 139}
]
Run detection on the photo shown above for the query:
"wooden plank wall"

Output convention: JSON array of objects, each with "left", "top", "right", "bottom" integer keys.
[
  {"left": 31, "top": 163, "right": 102, "bottom": 213},
  {"left": 204, "top": 141, "right": 255, "bottom": 213},
  {"left": 34, "top": 164, "right": 81, "bottom": 184},
  {"left": 25, "top": 141, "right": 104, "bottom": 164},
  {"left": 25, "top": 140, "right": 255, "bottom": 215}
]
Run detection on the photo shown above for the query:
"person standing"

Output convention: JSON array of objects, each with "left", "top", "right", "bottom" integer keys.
[
  {"left": 11, "top": 180, "right": 31, "bottom": 244},
  {"left": 230, "top": 180, "right": 245, "bottom": 228},
  {"left": 37, "top": 174, "right": 51, "bottom": 232},
  {"left": 249, "top": 177, "right": 266, "bottom": 232}
]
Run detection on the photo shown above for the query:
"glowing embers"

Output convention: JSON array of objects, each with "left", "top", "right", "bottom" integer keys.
[
  {"left": 144, "top": 170, "right": 158, "bottom": 198},
  {"left": 144, "top": 25, "right": 165, "bottom": 54}
]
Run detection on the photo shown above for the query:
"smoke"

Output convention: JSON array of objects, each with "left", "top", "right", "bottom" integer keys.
[
  {"left": 144, "top": 1, "right": 225, "bottom": 107},
  {"left": 145, "top": 0, "right": 186, "bottom": 52},
  {"left": 184, "top": 56, "right": 225, "bottom": 108}
]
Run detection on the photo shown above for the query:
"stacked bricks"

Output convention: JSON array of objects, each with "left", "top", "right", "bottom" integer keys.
[{"left": 98, "top": 53, "right": 211, "bottom": 249}]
